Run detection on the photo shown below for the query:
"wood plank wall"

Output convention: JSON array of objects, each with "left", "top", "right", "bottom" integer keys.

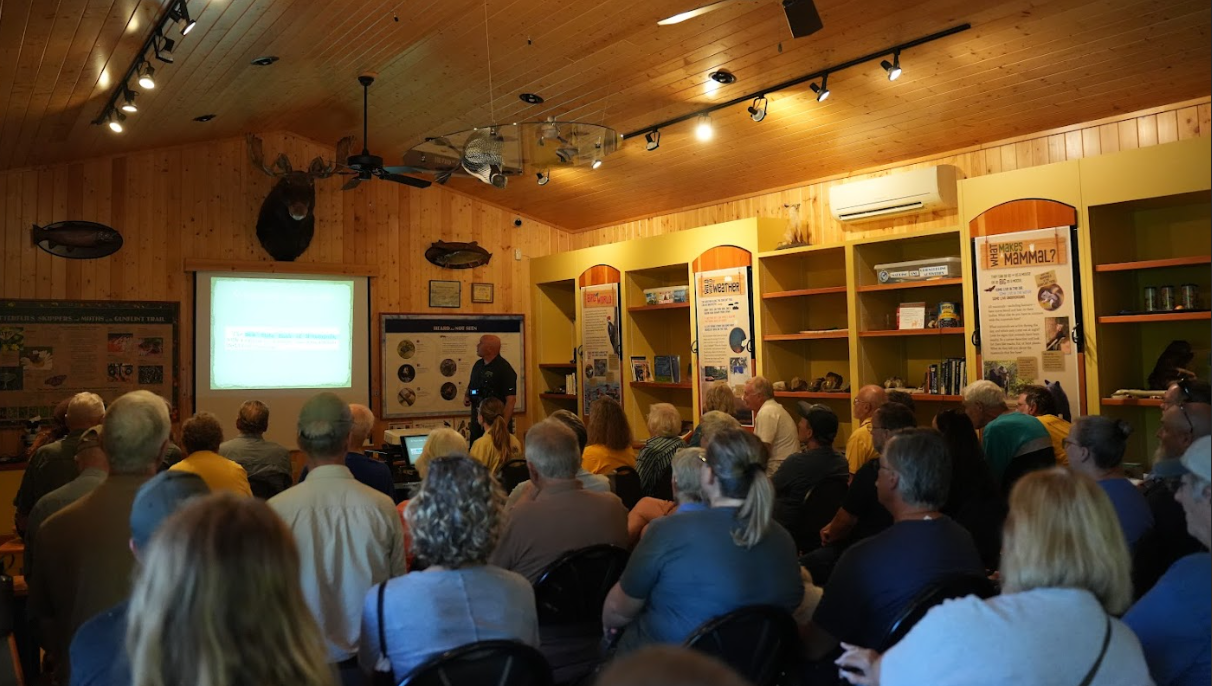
[
  {"left": 572, "top": 98, "right": 1211, "bottom": 249},
  {"left": 0, "top": 131, "right": 572, "bottom": 438}
]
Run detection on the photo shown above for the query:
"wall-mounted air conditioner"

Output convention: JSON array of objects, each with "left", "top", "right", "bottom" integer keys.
[{"left": 829, "top": 165, "right": 959, "bottom": 222}]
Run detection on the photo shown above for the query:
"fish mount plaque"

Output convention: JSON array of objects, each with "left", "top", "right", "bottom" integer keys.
[
  {"left": 424, "top": 240, "right": 492, "bottom": 270},
  {"left": 31, "top": 221, "right": 123, "bottom": 259}
]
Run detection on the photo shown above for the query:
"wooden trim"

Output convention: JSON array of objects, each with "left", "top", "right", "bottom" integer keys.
[
  {"left": 578, "top": 264, "right": 621, "bottom": 288},
  {"left": 692, "top": 245, "right": 752, "bottom": 272},
  {"left": 969, "top": 199, "right": 1078, "bottom": 238},
  {"left": 758, "top": 244, "right": 846, "bottom": 259},
  {"left": 627, "top": 302, "right": 692, "bottom": 312},
  {"left": 183, "top": 259, "right": 378, "bottom": 276},
  {"left": 855, "top": 277, "right": 963, "bottom": 293},
  {"left": 1095, "top": 256, "right": 1211, "bottom": 272},
  {"left": 774, "top": 391, "right": 851, "bottom": 399},
  {"left": 762, "top": 286, "right": 848, "bottom": 299},
  {"left": 1100, "top": 397, "right": 1162, "bottom": 407},
  {"left": 1097, "top": 311, "right": 1211, "bottom": 324},
  {"left": 763, "top": 331, "right": 849, "bottom": 341},
  {"left": 538, "top": 363, "right": 577, "bottom": 370},
  {"left": 858, "top": 327, "right": 965, "bottom": 337},
  {"left": 630, "top": 381, "right": 693, "bottom": 390}
]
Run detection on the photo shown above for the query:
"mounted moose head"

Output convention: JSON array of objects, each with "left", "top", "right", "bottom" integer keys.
[{"left": 246, "top": 134, "right": 352, "bottom": 261}]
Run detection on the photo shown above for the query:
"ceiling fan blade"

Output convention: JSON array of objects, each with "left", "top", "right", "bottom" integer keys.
[
  {"left": 657, "top": 0, "right": 734, "bottom": 25},
  {"left": 341, "top": 176, "right": 363, "bottom": 191},
  {"left": 382, "top": 165, "right": 431, "bottom": 174},
  {"left": 381, "top": 173, "right": 432, "bottom": 189}
]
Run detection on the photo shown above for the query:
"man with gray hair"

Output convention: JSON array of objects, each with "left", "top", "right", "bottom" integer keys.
[
  {"left": 807, "top": 429, "right": 984, "bottom": 659},
  {"left": 299, "top": 403, "right": 394, "bottom": 501},
  {"left": 962, "top": 379, "right": 1052, "bottom": 489},
  {"left": 742, "top": 376, "right": 799, "bottom": 474},
  {"left": 268, "top": 392, "right": 405, "bottom": 686},
  {"left": 15, "top": 391, "right": 106, "bottom": 532},
  {"left": 218, "top": 399, "right": 293, "bottom": 486},
  {"left": 29, "top": 390, "right": 168, "bottom": 683}
]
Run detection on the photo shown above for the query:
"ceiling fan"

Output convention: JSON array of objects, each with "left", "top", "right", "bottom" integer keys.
[
  {"left": 339, "top": 74, "right": 431, "bottom": 191},
  {"left": 658, "top": 0, "right": 822, "bottom": 38}
]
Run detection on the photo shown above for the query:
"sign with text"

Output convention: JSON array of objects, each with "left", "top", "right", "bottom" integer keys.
[
  {"left": 581, "top": 283, "right": 622, "bottom": 414},
  {"left": 695, "top": 266, "right": 753, "bottom": 410}
]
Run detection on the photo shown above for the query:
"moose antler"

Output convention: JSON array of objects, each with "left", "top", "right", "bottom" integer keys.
[
  {"left": 246, "top": 134, "right": 286, "bottom": 177},
  {"left": 307, "top": 136, "right": 355, "bottom": 179}
]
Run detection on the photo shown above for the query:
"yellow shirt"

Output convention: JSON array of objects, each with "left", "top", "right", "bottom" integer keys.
[
  {"left": 845, "top": 419, "right": 879, "bottom": 474},
  {"left": 170, "top": 450, "right": 252, "bottom": 496},
  {"left": 469, "top": 433, "right": 522, "bottom": 474},
  {"left": 581, "top": 444, "right": 637, "bottom": 475},
  {"left": 1037, "top": 413, "right": 1071, "bottom": 466}
]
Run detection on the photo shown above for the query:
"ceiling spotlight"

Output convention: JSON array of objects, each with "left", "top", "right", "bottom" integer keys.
[
  {"left": 120, "top": 89, "right": 138, "bottom": 113},
  {"left": 591, "top": 158, "right": 603, "bottom": 170},
  {"left": 250, "top": 55, "right": 279, "bottom": 66},
  {"left": 810, "top": 74, "right": 830, "bottom": 102},
  {"left": 709, "top": 69, "right": 736, "bottom": 84},
  {"left": 748, "top": 96, "right": 768, "bottom": 122},
  {"left": 536, "top": 170, "right": 550, "bottom": 185},
  {"left": 881, "top": 51, "right": 902, "bottom": 81},
  {"left": 137, "top": 62, "right": 156, "bottom": 89},
  {"left": 107, "top": 110, "right": 126, "bottom": 133},
  {"left": 153, "top": 33, "right": 176, "bottom": 63},
  {"left": 519, "top": 93, "right": 544, "bottom": 105},
  {"left": 169, "top": 1, "right": 197, "bottom": 36},
  {"left": 192, "top": 114, "right": 216, "bottom": 122},
  {"left": 644, "top": 130, "right": 661, "bottom": 151},
  {"left": 694, "top": 114, "right": 714, "bottom": 142}
]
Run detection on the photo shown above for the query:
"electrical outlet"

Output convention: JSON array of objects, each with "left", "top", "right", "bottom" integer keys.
[{"left": 514, "top": 248, "right": 522, "bottom": 261}]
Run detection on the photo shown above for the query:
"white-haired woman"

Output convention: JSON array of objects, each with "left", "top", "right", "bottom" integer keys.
[
  {"left": 636, "top": 403, "right": 688, "bottom": 499},
  {"left": 627, "top": 447, "right": 710, "bottom": 545}
]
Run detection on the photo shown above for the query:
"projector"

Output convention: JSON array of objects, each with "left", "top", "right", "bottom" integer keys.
[{"left": 383, "top": 429, "right": 429, "bottom": 446}]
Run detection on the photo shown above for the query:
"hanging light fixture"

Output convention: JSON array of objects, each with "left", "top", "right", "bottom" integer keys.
[
  {"left": 153, "top": 32, "right": 176, "bottom": 63},
  {"left": 536, "top": 170, "right": 551, "bottom": 185},
  {"left": 137, "top": 62, "right": 156, "bottom": 89},
  {"left": 695, "top": 114, "right": 714, "bottom": 141},
  {"left": 107, "top": 110, "right": 126, "bottom": 133},
  {"left": 120, "top": 89, "right": 138, "bottom": 113},
  {"left": 644, "top": 130, "right": 661, "bottom": 151},
  {"left": 591, "top": 158, "right": 603, "bottom": 170},
  {"left": 809, "top": 73, "right": 830, "bottom": 102},
  {"left": 881, "top": 51, "right": 902, "bottom": 81},
  {"left": 169, "top": 1, "right": 197, "bottom": 36},
  {"left": 747, "top": 96, "right": 768, "bottom": 122}
]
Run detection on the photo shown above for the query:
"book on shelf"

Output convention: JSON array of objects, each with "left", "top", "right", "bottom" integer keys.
[
  {"left": 566, "top": 372, "right": 577, "bottom": 395},
  {"left": 653, "top": 355, "right": 681, "bottom": 384},
  {"left": 630, "top": 356, "right": 652, "bottom": 383},
  {"left": 924, "top": 357, "right": 967, "bottom": 394},
  {"left": 897, "top": 302, "right": 927, "bottom": 330}
]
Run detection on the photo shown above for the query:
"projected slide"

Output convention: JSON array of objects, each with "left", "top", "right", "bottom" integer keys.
[{"left": 210, "top": 277, "right": 354, "bottom": 390}]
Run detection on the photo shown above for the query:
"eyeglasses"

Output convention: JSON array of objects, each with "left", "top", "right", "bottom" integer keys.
[
  {"left": 1062, "top": 437, "right": 1080, "bottom": 449},
  {"left": 1179, "top": 405, "right": 1195, "bottom": 436}
]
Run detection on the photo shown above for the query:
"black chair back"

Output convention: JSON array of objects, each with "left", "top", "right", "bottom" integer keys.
[
  {"left": 500, "top": 459, "right": 531, "bottom": 494},
  {"left": 0, "top": 575, "right": 12, "bottom": 637},
  {"left": 683, "top": 605, "right": 799, "bottom": 686},
  {"left": 399, "top": 640, "right": 553, "bottom": 686},
  {"left": 1001, "top": 446, "right": 1056, "bottom": 497},
  {"left": 879, "top": 574, "right": 997, "bottom": 651},
  {"left": 534, "top": 544, "right": 629, "bottom": 626},
  {"left": 610, "top": 466, "right": 643, "bottom": 510},
  {"left": 248, "top": 472, "right": 293, "bottom": 499},
  {"left": 794, "top": 474, "right": 849, "bottom": 554}
]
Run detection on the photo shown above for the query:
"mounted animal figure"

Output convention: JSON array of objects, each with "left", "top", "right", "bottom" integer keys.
[{"left": 246, "top": 134, "right": 351, "bottom": 261}]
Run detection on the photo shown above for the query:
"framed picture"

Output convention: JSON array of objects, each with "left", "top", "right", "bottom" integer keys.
[
  {"left": 471, "top": 282, "right": 495, "bottom": 304},
  {"left": 428, "top": 280, "right": 461, "bottom": 308}
]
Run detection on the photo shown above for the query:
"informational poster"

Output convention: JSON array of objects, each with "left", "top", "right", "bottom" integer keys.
[
  {"left": 0, "top": 300, "right": 178, "bottom": 423},
  {"left": 381, "top": 314, "right": 525, "bottom": 419},
  {"left": 695, "top": 266, "right": 754, "bottom": 409},
  {"left": 974, "top": 227, "right": 1081, "bottom": 419},
  {"left": 581, "top": 283, "right": 622, "bottom": 414}
]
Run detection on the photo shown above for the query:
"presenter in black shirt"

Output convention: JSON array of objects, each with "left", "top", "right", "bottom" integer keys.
[{"left": 465, "top": 334, "right": 518, "bottom": 443}]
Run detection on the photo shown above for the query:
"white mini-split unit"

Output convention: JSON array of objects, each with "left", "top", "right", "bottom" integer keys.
[{"left": 828, "top": 165, "right": 959, "bottom": 222}]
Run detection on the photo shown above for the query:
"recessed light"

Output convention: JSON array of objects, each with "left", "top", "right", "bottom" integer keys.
[
  {"left": 519, "top": 93, "right": 544, "bottom": 105},
  {"left": 250, "top": 56, "right": 279, "bottom": 66},
  {"left": 709, "top": 70, "right": 736, "bottom": 84},
  {"left": 193, "top": 114, "right": 216, "bottom": 122}
]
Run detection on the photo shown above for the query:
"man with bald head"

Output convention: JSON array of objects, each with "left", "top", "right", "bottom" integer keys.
[
  {"left": 466, "top": 334, "right": 518, "bottom": 443},
  {"left": 15, "top": 391, "right": 107, "bottom": 531},
  {"left": 299, "top": 403, "right": 394, "bottom": 501},
  {"left": 845, "top": 385, "right": 887, "bottom": 473}
]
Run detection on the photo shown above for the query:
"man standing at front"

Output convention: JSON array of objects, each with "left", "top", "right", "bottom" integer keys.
[
  {"left": 269, "top": 392, "right": 406, "bottom": 686},
  {"left": 742, "top": 376, "right": 799, "bottom": 474},
  {"left": 465, "top": 334, "right": 518, "bottom": 443}
]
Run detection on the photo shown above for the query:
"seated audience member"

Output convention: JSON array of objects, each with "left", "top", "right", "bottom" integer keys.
[
  {"left": 170, "top": 412, "right": 252, "bottom": 496},
  {"left": 1125, "top": 436, "right": 1211, "bottom": 686},
  {"left": 836, "top": 468, "right": 1151, "bottom": 686},
  {"left": 628, "top": 447, "right": 708, "bottom": 544},
  {"left": 697, "top": 410, "right": 742, "bottom": 449},
  {"left": 582, "top": 396, "right": 637, "bottom": 475},
  {"left": 596, "top": 646, "right": 751, "bottom": 686},
  {"left": 507, "top": 409, "right": 610, "bottom": 508},
  {"left": 25, "top": 425, "right": 107, "bottom": 575},
  {"left": 805, "top": 403, "right": 917, "bottom": 585},
  {"left": 1067, "top": 415, "right": 1153, "bottom": 552},
  {"left": 15, "top": 392, "right": 106, "bottom": 532},
  {"left": 846, "top": 385, "right": 888, "bottom": 474},
  {"left": 360, "top": 456, "right": 538, "bottom": 679},
  {"left": 413, "top": 427, "right": 468, "bottom": 480},
  {"left": 25, "top": 397, "right": 71, "bottom": 459},
  {"left": 1161, "top": 377, "right": 1212, "bottom": 411},
  {"left": 30, "top": 390, "right": 166, "bottom": 683},
  {"left": 933, "top": 409, "right": 1005, "bottom": 569},
  {"left": 126, "top": 493, "right": 335, "bottom": 686},
  {"left": 469, "top": 396, "right": 521, "bottom": 474},
  {"left": 885, "top": 390, "right": 916, "bottom": 414},
  {"left": 636, "top": 403, "right": 688, "bottom": 499},
  {"left": 743, "top": 376, "right": 799, "bottom": 474},
  {"left": 269, "top": 393, "right": 406, "bottom": 686},
  {"left": 689, "top": 382, "right": 738, "bottom": 447},
  {"left": 962, "top": 380, "right": 1053, "bottom": 489},
  {"left": 808, "top": 429, "right": 984, "bottom": 658},
  {"left": 218, "top": 399, "right": 293, "bottom": 483},
  {"left": 69, "top": 470, "right": 210, "bottom": 686},
  {"left": 491, "top": 420, "right": 629, "bottom": 582},
  {"left": 603, "top": 429, "right": 803, "bottom": 653},
  {"left": 772, "top": 402, "right": 848, "bottom": 552},
  {"left": 301, "top": 404, "right": 394, "bottom": 501},
  {"left": 1016, "top": 384, "right": 1072, "bottom": 466}
]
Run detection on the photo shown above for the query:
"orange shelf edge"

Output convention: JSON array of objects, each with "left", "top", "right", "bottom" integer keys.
[
  {"left": 856, "top": 277, "right": 963, "bottom": 293},
  {"left": 1094, "top": 256, "right": 1212, "bottom": 272}
]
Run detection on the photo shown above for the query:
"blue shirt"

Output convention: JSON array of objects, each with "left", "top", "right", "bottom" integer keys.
[
  {"left": 617, "top": 506, "right": 803, "bottom": 653},
  {"left": 1099, "top": 477, "right": 1154, "bottom": 552},
  {"left": 69, "top": 600, "right": 130, "bottom": 686},
  {"left": 301, "top": 452, "right": 396, "bottom": 502},
  {"left": 1124, "top": 553, "right": 1211, "bottom": 686}
]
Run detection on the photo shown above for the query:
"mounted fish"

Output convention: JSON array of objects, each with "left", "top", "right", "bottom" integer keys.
[
  {"left": 425, "top": 241, "right": 492, "bottom": 270},
  {"left": 31, "top": 221, "right": 123, "bottom": 259},
  {"left": 247, "top": 134, "right": 349, "bottom": 261}
]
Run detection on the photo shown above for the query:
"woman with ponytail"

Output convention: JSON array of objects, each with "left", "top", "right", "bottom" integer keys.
[
  {"left": 470, "top": 397, "right": 520, "bottom": 474},
  {"left": 603, "top": 427, "right": 803, "bottom": 653},
  {"left": 1068, "top": 415, "right": 1153, "bottom": 552}
]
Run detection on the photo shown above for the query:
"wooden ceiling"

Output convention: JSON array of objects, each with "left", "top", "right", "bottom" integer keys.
[{"left": 1, "top": 0, "right": 1209, "bottom": 230}]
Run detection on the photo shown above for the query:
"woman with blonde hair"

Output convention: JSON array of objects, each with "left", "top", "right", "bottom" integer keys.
[
  {"left": 361, "top": 455, "right": 538, "bottom": 678},
  {"left": 414, "top": 427, "right": 468, "bottom": 480},
  {"left": 583, "top": 396, "right": 636, "bottom": 475},
  {"left": 603, "top": 428, "right": 802, "bottom": 653},
  {"left": 126, "top": 493, "right": 335, "bottom": 686},
  {"left": 688, "top": 382, "right": 738, "bottom": 447},
  {"left": 636, "top": 403, "right": 688, "bottom": 499},
  {"left": 469, "top": 396, "right": 520, "bottom": 474},
  {"left": 836, "top": 468, "right": 1152, "bottom": 686}
]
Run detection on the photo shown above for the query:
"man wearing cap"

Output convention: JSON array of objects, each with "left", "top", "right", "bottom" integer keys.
[
  {"left": 772, "top": 403, "right": 848, "bottom": 553},
  {"left": 269, "top": 392, "right": 406, "bottom": 686},
  {"left": 1124, "top": 435, "right": 1212, "bottom": 686},
  {"left": 23, "top": 425, "right": 108, "bottom": 576},
  {"left": 68, "top": 471, "right": 210, "bottom": 686},
  {"left": 15, "top": 392, "right": 106, "bottom": 533}
]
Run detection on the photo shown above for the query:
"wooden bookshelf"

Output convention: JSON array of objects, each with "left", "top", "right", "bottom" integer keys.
[
  {"left": 630, "top": 381, "right": 692, "bottom": 390},
  {"left": 908, "top": 394, "right": 963, "bottom": 402},
  {"left": 763, "top": 331, "right": 848, "bottom": 341},
  {"left": 855, "top": 277, "right": 963, "bottom": 293},
  {"left": 627, "top": 302, "right": 692, "bottom": 312},
  {"left": 762, "top": 286, "right": 848, "bottom": 299},
  {"left": 858, "top": 327, "right": 965, "bottom": 338},
  {"left": 1101, "top": 396, "right": 1163, "bottom": 407},
  {"left": 774, "top": 391, "right": 851, "bottom": 399},
  {"left": 1095, "top": 255, "right": 1211, "bottom": 272},
  {"left": 1097, "top": 311, "right": 1211, "bottom": 324}
]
